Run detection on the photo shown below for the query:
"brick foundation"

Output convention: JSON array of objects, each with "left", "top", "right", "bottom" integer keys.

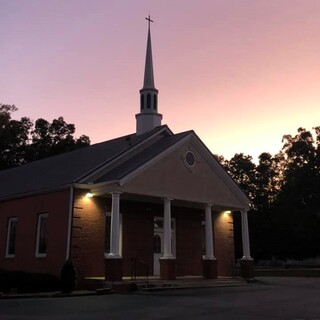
[
  {"left": 160, "top": 259, "right": 176, "bottom": 280},
  {"left": 202, "top": 259, "right": 218, "bottom": 279},
  {"left": 105, "top": 258, "right": 123, "bottom": 281},
  {"left": 240, "top": 259, "right": 254, "bottom": 279}
]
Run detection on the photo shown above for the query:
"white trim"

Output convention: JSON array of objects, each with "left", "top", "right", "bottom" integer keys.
[
  {"left": 188, "top": 134, "right": 251, "bottom": 209},
  {"left": 78, "top": 126, "right": 173, "bottom": 183},
  {"left": 119, "top": 135, "right": 191, "bottom": 186},
  {"left": 5, "top": 217, "right": 17, "bottom": 258},
  {"left": 35, "top": 213, "right": 49, "bottom": 258},
  {"left": 118, "top": 131, "right": 250, "bottom": 210},
  {"left": 65, "top": 186, "right": 74, "bottom": 260}
]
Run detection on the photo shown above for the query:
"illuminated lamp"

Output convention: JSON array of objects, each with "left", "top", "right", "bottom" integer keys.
[{"left": 86, "top": 192, "right": 93, "bottom": 198}]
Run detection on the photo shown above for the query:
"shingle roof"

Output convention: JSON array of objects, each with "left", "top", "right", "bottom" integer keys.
[
  {"left": 0, "top": 126, "right": 172, "bottom": 199},
  {"left": 96, "top": 130, "right": 191, "bottom": 182}
]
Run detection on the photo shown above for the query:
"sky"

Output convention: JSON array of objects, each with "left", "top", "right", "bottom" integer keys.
[{"left": 1, "top": 0, "right": 320, "bottom": 161}]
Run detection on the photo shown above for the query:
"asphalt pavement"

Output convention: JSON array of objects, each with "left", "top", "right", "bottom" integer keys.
[{"left": 0, "top": 277, "right": 320, "bottom": 320}]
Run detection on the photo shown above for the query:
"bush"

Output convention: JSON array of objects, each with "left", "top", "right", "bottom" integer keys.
[{"left": 60, "top": 259, "right": 77, "bottom": 293}]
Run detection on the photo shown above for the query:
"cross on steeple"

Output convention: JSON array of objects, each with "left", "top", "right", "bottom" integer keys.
[{"left": 145, "top": 14, "right": 153, "bottom": 30}]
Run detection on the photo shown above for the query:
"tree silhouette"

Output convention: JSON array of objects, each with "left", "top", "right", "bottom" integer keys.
[{"left": 0, "top": 104, "right": 90, "bottom": 170}]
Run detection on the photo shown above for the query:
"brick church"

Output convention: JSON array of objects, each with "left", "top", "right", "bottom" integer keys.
[{"left": 0, "top": 17, "right": 253, "bottom": 285}]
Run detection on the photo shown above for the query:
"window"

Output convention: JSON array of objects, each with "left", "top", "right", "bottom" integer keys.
[
  {"left": 185, "top": 151, "right": 196, "bottom": 167},
  {"left": 6, "top": 218, "right": 17, "bottom": 258},
  {"left": 154, "top": 235, "right": 161, "bottom": 253},
  {"left": 140, "top": 94, "right": 144, "bottom": 110},
  {"left": 36, "top": 213, "right": 48, "bottom": 257},
  {"left": 147, "top": 93, "right": 151, "bottom": 108},
  {"left": 153, "top": 94, "right": 157, "bottom": 110}
]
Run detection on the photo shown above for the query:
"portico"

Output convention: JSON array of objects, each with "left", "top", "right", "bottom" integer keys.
[{"left": 101, "top": 188, "right": 252, "bottom": 281}]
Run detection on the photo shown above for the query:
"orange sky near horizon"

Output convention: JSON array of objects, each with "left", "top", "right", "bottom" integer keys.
[{"left": 1, "top": 0, "right": 320, "bottom": 162}]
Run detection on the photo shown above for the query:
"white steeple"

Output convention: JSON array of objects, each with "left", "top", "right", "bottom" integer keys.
[{"left": 136, "top": 15, "right": 162, "bottom": 135}]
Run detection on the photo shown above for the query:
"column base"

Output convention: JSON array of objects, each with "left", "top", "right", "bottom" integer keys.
[
  {"left": 105, "top": 257, "right": 123, "bottom": 281},
  {"left": 160, "top": 259, "right": 176, "bottom": 280},
  {"left": 202, "top": 258, "right": 218, "bottom": 279},
  {"left": 240, "top": 259, "right": 254, "bottom": 279}
]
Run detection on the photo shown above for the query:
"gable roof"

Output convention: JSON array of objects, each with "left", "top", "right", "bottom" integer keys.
[
  {"left": 0, "top": 125, "right": 172, "bottom": 200},
  {"left": 95, "top": 131, "right": 191, "bottom": 183},
  {"left": 0, "top": 125, "right": 250, "bottom": 210}
]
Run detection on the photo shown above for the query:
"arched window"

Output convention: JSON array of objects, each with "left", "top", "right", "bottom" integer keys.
[
  {"left": 154, "top": 94, "right": 157, "bottom": 110},
  {"left": 147, "top": 93, "right": 151, "bottom": 108},
  {"left": 154, "top": 235, "right": 161, "bottom": 254},
  {"left": 140, "top": 94, "right": 144, "bottom": 110}
]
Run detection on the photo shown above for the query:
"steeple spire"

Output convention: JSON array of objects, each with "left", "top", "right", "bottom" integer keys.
[
  {"left": 136, "top": 15, "right": 162, "bottom": 135},
  {"left": 143, "top": 15, "right": 155, "bottom": 89}
]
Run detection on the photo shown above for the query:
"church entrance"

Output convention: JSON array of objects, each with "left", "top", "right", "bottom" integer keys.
[{"left": 153, "top": 217, "right": 176, "bottom": 276}]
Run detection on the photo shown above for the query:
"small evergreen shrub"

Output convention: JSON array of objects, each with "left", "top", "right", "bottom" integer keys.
[{"left": 60, "top": 259, "right": 77, "bottom": 293}]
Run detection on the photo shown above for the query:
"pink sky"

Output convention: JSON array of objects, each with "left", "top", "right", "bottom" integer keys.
[{"left": 1, "top": 0, "right": 320, "bottom": 161}]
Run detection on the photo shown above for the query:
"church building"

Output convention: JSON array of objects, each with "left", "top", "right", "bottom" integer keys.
[{"left": 0, "top": 17, "right": 253, "bottom": 285}]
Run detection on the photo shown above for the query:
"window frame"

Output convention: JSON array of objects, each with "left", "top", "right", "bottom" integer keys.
[
  {"left": 35, "top": 213, "right": 49, "bottom": 258},
  {"left": 5, "top": 217, "right": 17, "bottom": 258}
]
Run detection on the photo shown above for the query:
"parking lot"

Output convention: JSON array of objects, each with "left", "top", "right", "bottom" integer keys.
[{"left": 1, "top": 277, "right": 320, "bottom": 320}]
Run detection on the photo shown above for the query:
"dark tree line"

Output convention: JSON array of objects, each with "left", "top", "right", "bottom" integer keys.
[
  {"left": 220, "top": 127, "right": 320, "bottom": 260},
  {"left": 0, "top": 104, "right": 90, "bottom": 170}
]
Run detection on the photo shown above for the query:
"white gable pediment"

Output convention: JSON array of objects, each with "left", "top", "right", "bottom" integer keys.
[{"left": 119, "top": 133, "right": 250, "bottom": 211}]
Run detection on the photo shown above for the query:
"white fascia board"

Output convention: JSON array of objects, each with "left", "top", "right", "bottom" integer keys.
[
  {"left": 119, "top": 135, "right": 192, "bottom": 186},
  {"left": 188, "top": 134, "right": 251, "bottom": 210},
  {"left": 77, "top": 126, "right": 173, "bottom": 184}
]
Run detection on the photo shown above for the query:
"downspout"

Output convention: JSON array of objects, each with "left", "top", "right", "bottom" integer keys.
[{"left": 66, "top": 185, "right": 74, "bottom": 260}]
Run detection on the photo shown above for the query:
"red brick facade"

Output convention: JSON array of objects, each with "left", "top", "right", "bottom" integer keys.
[
  {"left": 0, "top": 189, "right": 235, "bottom": 283},
  {"left": 214, "top": 211, "right": 235, "bottom": 277},
  {"left": 0, "top": 189, "right": 70, "bottom": 277}
]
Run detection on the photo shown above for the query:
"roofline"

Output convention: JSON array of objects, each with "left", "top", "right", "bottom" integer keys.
[
  {"left": 188, "top": 131, "right": 251, "bottom": 209},
  {"left": 77, "top": 125, "right": 173, "bottom": 183},
  {"left": 118, "top": 130, "right": 250, "bottom": 210},
  {"left": 0, "top": 184, "right": 74, "bottom": 203},
  {"left": 118, "top": 133, "right": 192, "bottom": 186}
]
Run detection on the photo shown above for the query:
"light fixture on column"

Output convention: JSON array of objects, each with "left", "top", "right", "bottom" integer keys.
[{"left": 85, "top": 192, "right": 93, "bottom": 198}]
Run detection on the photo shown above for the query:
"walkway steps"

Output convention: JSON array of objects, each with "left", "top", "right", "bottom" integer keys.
[
  {"left": 84, "top": 276, "right": 248, "bottom": 293},
  {"left": 137, "top": 278, "right": 248, "bottom": 292}
]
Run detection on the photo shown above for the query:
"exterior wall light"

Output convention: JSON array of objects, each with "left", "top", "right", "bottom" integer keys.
[
  {"left": 86, "top": 192, "right": 93, "bottom": 198},
  {"left": 223, "top": 210, "right": 232, "bottom": 218}
]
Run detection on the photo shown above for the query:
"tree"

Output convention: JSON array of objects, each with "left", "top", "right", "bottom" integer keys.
[
  {"left": 0, "top": 104, "right": 33, "bottom": 169},
  {"left": 223, "top": 153, "right": 257, "bottom": 203},
  {"left": 0, "top": 104, "right": 90, "bottom": 170},
  {"left": 26, "top": 117, "right": 90, "bottom": 162},
  {"left": 272, "top": 128, "right": 320, "bottom": 258},
  {"left": 219, "top": 127, "right": 320, "bottom": 260}
]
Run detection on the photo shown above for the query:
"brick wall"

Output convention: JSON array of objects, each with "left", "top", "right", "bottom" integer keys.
[
  {"left": 121, "top": 201, "right": 155, "bottom": 276},
  {"left": 0, "top": 189, "right": 70, "bottom": 277},
  {"left": 71, "top": 190, "right": 107, "bottom": 283},
  {"left": 175, "top": 207, "right": 203, "bottom": 276},
  {"left": 213, "top": 211, "right": 235, "bottom": 277}
]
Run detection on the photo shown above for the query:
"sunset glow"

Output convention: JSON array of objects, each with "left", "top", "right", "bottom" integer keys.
[{"left": 1, "top": 0, "right": 320, "bottom": 161}]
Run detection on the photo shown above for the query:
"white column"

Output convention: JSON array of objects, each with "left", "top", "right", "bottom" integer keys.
[
  {"left": 241, "top": 210, "right": 252, "bottom": 260},
  {"left": 108, "top": 192, "right": 122, "bottom": 258},
  {"left": 204, "top": 204, "right": 215, "bottom": 259},
  {"left": 162, "top": 198, "right": 173, "bottom": 259}
]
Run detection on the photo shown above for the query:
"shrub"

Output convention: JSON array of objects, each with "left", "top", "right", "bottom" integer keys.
[{"left": 60, "top": 259, "right": 77, "bottom": 293}]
